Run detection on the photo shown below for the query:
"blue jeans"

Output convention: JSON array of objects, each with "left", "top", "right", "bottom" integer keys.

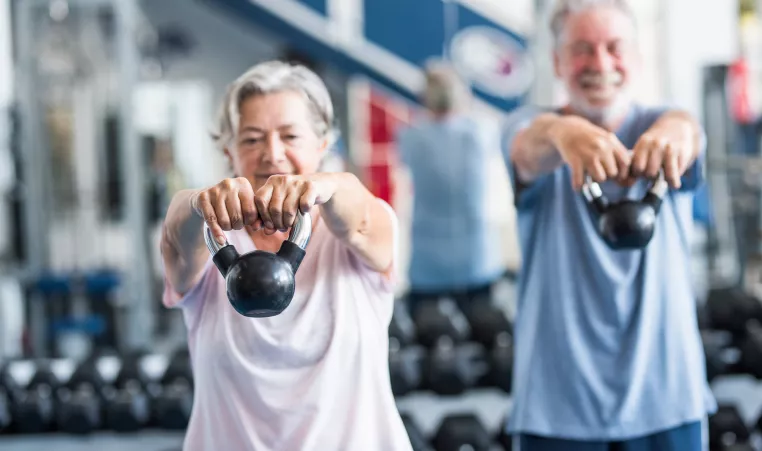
[{"left": 516, "top": 421, "right": 704, "bottom": 451}]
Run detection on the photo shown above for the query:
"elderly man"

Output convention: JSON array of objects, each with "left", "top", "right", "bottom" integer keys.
[
  {"left": 502, "top": 0, "right": 716, "bottom": 450},
  {"left": 396, "top": 60, "right": 505, "bottom": 313}
]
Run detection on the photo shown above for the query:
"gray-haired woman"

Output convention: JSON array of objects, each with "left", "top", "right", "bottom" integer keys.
[{"left": 159, "top": 60, "right": 412, "bottom": 451}]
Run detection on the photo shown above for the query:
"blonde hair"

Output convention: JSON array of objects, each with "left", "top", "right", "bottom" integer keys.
[
  {"left": 421, "top": 59, "right": 472, "bottom": 114},
  {"left": 211, "top": 60, "right": 337, "bottom": 151}
]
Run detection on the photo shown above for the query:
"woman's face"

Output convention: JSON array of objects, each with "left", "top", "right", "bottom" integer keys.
[{"left": 226, "top": 90, "right": 327, "bottom": 190}]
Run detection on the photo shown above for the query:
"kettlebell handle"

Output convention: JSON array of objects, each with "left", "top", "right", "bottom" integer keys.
[
  {"left": 203, "top": 211, "right": 312, "bottom": 256},
  {"left": 582, "top": 171, "right": 668, "bottom": 213}
]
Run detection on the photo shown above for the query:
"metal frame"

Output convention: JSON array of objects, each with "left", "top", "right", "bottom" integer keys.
[{"left": 14, "top": 0, "right": 154, "bottom": 354}]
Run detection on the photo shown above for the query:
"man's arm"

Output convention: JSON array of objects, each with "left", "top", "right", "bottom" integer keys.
[
  {"left": 160, "top": 190, "right": 209, "bottom": 295},
  {"left": 509, "top": 112, "right": 566, "bottom": 184}
]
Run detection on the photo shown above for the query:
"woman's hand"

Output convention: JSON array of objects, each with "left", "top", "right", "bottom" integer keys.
[
  {"left": 190, "top": 177, "right": 257, "bottom": 244},
  {"left": 253, "top": 174, "right": 337, "bottom": 235}
]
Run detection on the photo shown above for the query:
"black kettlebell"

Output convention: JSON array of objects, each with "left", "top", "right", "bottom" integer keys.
[
  {"left": 204, "top": 212, "right": 312, "bottom": 317},
  {"left": 581, "top": 172, "right": 668, "bottom": 250}
]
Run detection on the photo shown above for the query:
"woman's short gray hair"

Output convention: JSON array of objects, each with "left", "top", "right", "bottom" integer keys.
[
  {"left": 549, "top": 0, "right": 637, "bottom": 46},
  {"left": 211, "top": 60, "right": 337, "bottom": 151},
  {"left": 421, "top": 59, "right": 472, "bottom": 114}
]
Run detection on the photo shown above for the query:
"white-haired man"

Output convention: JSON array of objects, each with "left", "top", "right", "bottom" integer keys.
[{"left": 502, "top": 1, "right": 716, "bottom": 449}]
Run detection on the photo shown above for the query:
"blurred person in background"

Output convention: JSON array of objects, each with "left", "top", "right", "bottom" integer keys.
[
  {"left": 159, "top": 60, "right": 412, "bottom": 451},
  {"left": 396, "top": 59, "right": 505, "bottom": 314},
  {"left": 502, "top": 0, "right": 715, "bottom": 450}
]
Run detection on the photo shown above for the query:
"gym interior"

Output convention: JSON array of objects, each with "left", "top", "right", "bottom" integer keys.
[{"left": 0, "top": 0, "right": 758, "bottom": 450}]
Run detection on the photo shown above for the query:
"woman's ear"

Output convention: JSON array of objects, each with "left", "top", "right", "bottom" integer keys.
[{"left": 223, "top": 147, "right": 235, "bottom": 173}]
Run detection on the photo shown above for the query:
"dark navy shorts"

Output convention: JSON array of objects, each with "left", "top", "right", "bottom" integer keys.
[{"left": 515, "top": 420, "right": 705, "bottom": 451}]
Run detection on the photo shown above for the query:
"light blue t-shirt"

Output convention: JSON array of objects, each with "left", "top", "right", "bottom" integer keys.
[
  {"left": 397, "top": 114, "right": 505, "bottom": 291},
  {"left": 502, "top": 104, "right": 717, "bottom": 440}
]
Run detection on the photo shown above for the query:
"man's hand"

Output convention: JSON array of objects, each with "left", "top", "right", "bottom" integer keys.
[
  {"left": 549, "top": 115, "right": 631, "bottom": 191},
  {"left": 629, "top": 111, "right": 701, "bottom": 189}
]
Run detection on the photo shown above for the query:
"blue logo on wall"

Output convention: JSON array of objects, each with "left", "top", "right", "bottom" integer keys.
[{"left": 449, "top": 26, "right": 534, "bottom": 99}]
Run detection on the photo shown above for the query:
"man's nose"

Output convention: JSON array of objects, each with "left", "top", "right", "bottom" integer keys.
[{"left": 589, "top": 46, "right": 615, "bottom": 73}]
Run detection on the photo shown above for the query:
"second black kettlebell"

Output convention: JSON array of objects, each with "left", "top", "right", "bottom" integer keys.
[
  {"left": 204, "top": 212, "right": 312, "bottom": 317},
  {"left": 581, "top": 172, "right": 668, "bottom": 250}
]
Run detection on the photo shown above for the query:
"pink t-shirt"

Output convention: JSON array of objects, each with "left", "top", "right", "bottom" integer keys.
[{"left": 162, "top": 200, "right": 412, "bottom": 451}]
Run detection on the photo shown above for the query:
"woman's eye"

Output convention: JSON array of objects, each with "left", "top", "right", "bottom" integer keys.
[
  {"left": 242, "top": 138, "right": 261, "bottom": 145},
  {"left": 283, "top": 135, "right": 299, "bottom": 141}
]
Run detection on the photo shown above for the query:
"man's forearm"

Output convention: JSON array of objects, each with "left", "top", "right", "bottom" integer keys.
[
  {"left": 161, "top": 189, "right": 209, "bottom": 293},
  {"left": 510, "top": 113, "right": 566, "bottom": 183}
]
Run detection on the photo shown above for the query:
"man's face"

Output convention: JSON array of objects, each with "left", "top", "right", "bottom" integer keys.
[{"left": 553, "top": 6, "right": 640, "bottom": 122}]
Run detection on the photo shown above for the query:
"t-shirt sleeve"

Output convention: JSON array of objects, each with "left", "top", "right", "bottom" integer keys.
[{"left": 501, "top": 106, "right": 553, "bottom": 210}]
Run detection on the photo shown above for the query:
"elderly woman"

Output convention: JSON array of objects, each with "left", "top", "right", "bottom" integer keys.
[{"left": 159, "top": 61, "right": 412, "bottom": 451}]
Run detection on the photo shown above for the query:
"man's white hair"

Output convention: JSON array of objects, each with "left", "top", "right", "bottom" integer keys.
[
  {"left": 211, "top": 60, "right": 337, "bottom": 152},
  {"left": 549, "top": 0, "right": 637, "bottom": 46}
]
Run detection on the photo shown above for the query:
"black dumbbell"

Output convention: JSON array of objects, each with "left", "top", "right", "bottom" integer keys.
[
  {"left": 400, "top": 413, "right": 432, "bottom": 451},
  {"left": 702, "top": 330, "right": 741, "bottom": 383},
  {"left": 106, "top": 350, "right": 163, "bottom": 432},
  {"left": 432, "top": 414, "right": 491, "bottom": 451},
  {"left": 413, "top": 298, "right": 471, "bottom": 349},
  {"left": 705, "top": 287, "right": 762, "bottom": 338},
  {"left": 495, "top": 415, "right": 513, "bottom": 451},
  {"left": 479, "top": 332, "right": 513, "bottom": 393},
  {"left": 424, "top": 339, "right": 487, "bottom": 395},
  {"left": 155, "top": 348, "right": 193, "bottom": 430},
  {"left": 722, "top": 444, "right": 755, "bottom": 451},
  {"left": 460, "top": 301, "right": 512, "bottom": 349},
  {"left": 736, "top": 321, "right": 762, "bottom": 379},
  {"left": 56, "top": 353, "right": 117, "bottom": 434},
  {"left": 390, "top": 300, "right": 417, "bottom": 347},
  {"left": 709, "top": 404, "right": 749, "bottom": 451},
  {"left": 389, "top": 338, "right": 424, "bottom": 397},
  {"left": 11, "top": 361, "right": 61, "bottom": 433}
]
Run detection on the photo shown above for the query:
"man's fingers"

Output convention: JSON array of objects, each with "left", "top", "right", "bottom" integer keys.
[
  {"left": 570, "top": 159, "right": 585, "bottom": 191},
  {"left": 645, "top": 141, "right": 664, "bottom": 178},
  {"left": 663, "top": 145, "right": 681, "bottom": 188},
  {"left": 630, "top": 138, "right": 651, "bottom": 176},
  {"left": 589, "top": 159, "right": 607, "bottom": 183}
]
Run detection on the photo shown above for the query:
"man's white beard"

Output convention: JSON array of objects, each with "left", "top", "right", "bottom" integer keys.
[{"left": 569, "top": 91, "right": 632, "bottom": 129}]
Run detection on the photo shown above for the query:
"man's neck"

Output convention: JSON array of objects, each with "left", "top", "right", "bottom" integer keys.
[{"left": 564, "top": 100, "right": 633, "bottom": 132}]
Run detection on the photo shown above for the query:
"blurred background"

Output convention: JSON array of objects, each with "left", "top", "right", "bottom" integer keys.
[{"left": 0, "top": 0, "right": 759, "bottom": 450}]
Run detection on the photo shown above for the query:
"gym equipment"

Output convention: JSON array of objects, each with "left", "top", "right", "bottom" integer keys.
[
  {"left": 56, "top": 352, "right": 119, "bottom": 434},
  {"left": 432, "top": 414, "right": 491, "bottom": 451},
  {"left": 424, "top": 339, "right": 487, "bottom": 395},
  {"left": 705, "top": 287, "right": 762, "bottom": 338},
  {"left": 495, "top": 415, "right": 513, "bottom": 451},
  {"left": 737, "top": 321, "right": 762, "bottom": 378},
  {"left": 11, "top": 361, "right": 63, "bottom": 433},
  {"left": 581, "top": 172, "right": 668, "bottom": 249},
  {"left": 400, "top": 413, "right": 432, "bottom": 451},
  {"left": 709, "top": 404, "right": 749, "bottom": 451},
  {"left": 155, "top": 348, "right": 193, "bottom": 430},
  {"left": 204, "top": 211, "right": 312, "bottom": 317},
  {"left": 702, "top": 330, "right": 741, "bottom": 382},
  {"left": 460, "top": 301, "right": 512, "bottom": 349},
  {"left": 389, "top": 300, "right": 417, "bottom": 347},
  {"left": 388, "top": 337, "right": 424, "bottom": 396},
  {"left": 479, "top": 332, "right": 513, "bottom": 393},
  {"left": 413, "top": 298, "right": 471, "bottom": 349},
  {"left": 106, "top": 350, "right": 163, "bottom": 433}
]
